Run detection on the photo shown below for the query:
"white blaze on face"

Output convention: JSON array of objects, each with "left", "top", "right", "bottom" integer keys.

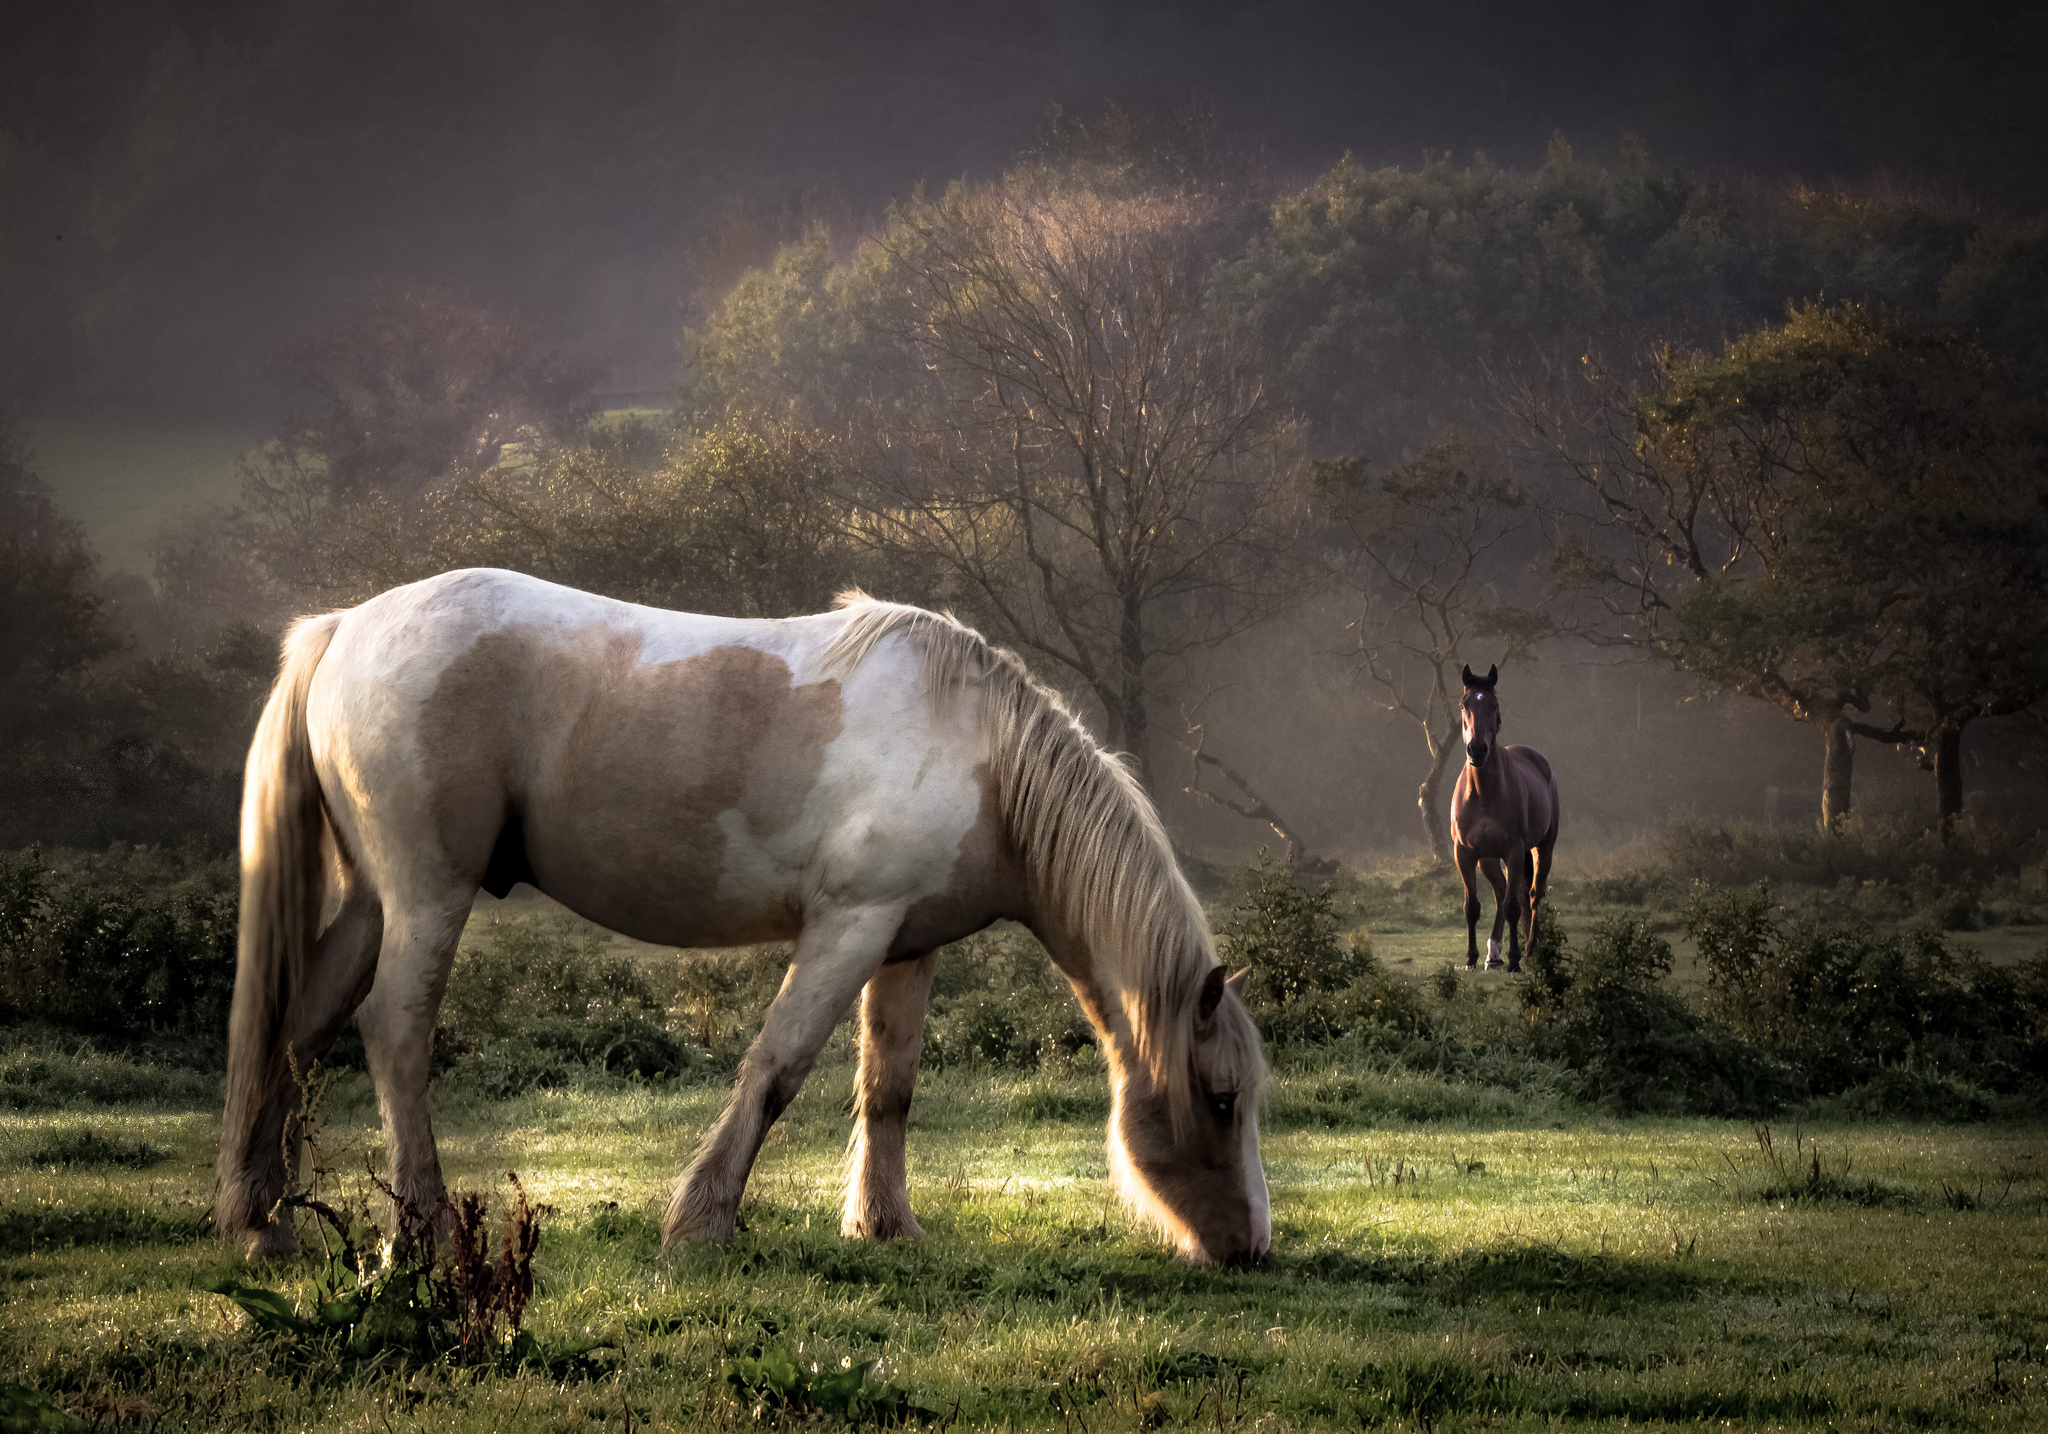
[{"left": 1242, "top": 1110, "right": 1270, "bottom": 1256}]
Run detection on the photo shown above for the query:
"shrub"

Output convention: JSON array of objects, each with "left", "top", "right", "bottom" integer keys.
[
  {"left": 1216, "top": 852, "right": 1426, "bottom": 1046},
  {"left": 436, "top": 914, "right": 689, "bottom": 1091},
  {"left": 1520, "top": 906, "right": 1793, "bottom": 1116},
  {"left": 1686, "top": 883, "right": 2048, "bottom": 1095},
  {"left": 922, "top": 927, "right": 1093, "bottom": 1070},
  {"left": 0, "top": 847, "right": 237, "bottom": 1049}
]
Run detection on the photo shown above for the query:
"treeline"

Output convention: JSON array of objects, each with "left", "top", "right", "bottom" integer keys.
[{"left": 5, "top": 113, "right": 2046, "bottom": 854}]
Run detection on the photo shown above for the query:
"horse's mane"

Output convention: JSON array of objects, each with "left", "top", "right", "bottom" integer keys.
[{"left": 823, "top": 591, "right": 1253, "bottom": 1133}]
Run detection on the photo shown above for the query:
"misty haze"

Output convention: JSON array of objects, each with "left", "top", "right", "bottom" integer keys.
[{"left": 2, "top": 4, "right": 2045, "bottom": 1430}]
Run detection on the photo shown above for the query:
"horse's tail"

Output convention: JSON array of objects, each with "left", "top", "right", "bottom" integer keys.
[{"left": 218, "top": 611, "right": 342, "bottom": 1245}]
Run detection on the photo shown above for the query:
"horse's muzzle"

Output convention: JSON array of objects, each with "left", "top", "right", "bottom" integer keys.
[{"left": 1467, "top": 741, "right": 1490, "bottom": 766}]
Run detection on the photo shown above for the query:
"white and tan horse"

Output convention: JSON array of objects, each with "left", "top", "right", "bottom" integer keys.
[{"left": 218, "top": 568, "right": 1269, "bottom": 1262}]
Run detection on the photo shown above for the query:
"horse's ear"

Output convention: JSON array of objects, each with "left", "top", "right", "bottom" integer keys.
[
  {"left": 1225, "top": 967, "right": 1251, "bottom": 1001},
  {"left": 1198, "top": 964, "right": 1227, "bottom": 1021},
  {"left": 1461, "top": 664, "right": 1476, "bottom": 688},
  {"left": 1485, "top": 664, "right": 1498, "bottom": 686}
]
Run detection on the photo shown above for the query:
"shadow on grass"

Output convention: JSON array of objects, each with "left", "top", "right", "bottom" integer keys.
[{"left": 0, "top": 1201, "right": 209, "bottom": 1255}]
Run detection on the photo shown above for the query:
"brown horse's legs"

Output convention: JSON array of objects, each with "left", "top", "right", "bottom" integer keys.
[
  {"left": 218, "top": 881, "right": 384, "bottom": 1258},
  {"left": 666, "top": 902, "right": 900, "bottom": 1247},
  {"left": 843, "top": 949, "right": 940, "bottom": 1241},
  {"left": 355, "top": 897, "right": 469, "bottom": 1240},
  {"left": 1503, "top": 853, "right": 1532, "bottom": 972},
  {"left": 1456, "top": 847, "right": 1484, "bottom": 968},
  {"left": 1526, "top": 835, "right": 1556, "bottom": 966},
  {"left": 1481, "top": 859, "right": 1509, "bottom": 969}
]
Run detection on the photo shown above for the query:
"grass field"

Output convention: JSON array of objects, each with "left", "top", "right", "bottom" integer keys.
[{"left": 3, "top": 1036, "right": 2044, "bottom": 1431}]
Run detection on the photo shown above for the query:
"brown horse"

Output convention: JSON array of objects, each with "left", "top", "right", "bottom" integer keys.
[{"left": 1449, "top": 664, "right": 1558, "bottom": 972}]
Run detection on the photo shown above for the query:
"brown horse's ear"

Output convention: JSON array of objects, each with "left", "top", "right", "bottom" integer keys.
[
  {"left": 1462, "top": 664, "right": 1477, "bottom": 688},
  {"left": 1199, "top": 964, "right": 1227, "bottom": 1021},
  {"left": 1485, "top": 664, "right": 1498, "bottom": 686},
  {"left": 1225, "top": 967, "right": 1252, "bottom": 1001}
]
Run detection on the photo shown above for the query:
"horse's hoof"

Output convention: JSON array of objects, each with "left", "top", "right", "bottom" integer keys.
[
  {"left": 1506, "top": 962, "right": 1522, "bottom": 974},
  {"left": 1465, "top": 958, "right": 1479, "bottom": 970},
  {"left": 241, "top": 1220, "right": 300, "bottom": 1261},
  {"left": 1483, "top": 958, "right": 1504, "bottom": 971},
  {"left": 843, "top": 1212, "right": 926, "bottom": 1242}
]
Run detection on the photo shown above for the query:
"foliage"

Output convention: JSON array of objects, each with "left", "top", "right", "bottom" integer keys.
[
  {"left": 1687, "top": 882, "right": 2048, "bottom": 1095},
  {"left": 1530, "top": 301, "right": 2048, "bottom": 828},
  {"left": 724, "top": 1342, "right": 926, "bottom": 1423},
  {"left": 923, "top": 927, "right": 1095, "bottom": 1071},
  {"left": 1215, "top": 852, "right": 1425, "bottom": 1045},
  {"left": 1519, "top": 906, "right": 1792, "bottom": 1115},
  {"left": 1220, "top": 137, "right": 1991, "bottom": 456},
  {"left": 267, "top": 283, "right": 600, "bottom": 500},
  {"left": 436, "top": 916, "right": 689, "bottom": 1093},
  {"left": 0, "top": 846, "right": 236, "bottom": 1047},
  {"left": 205, "top": 1172, "right": 545, "bottom": 1367},
  {"left": 1317, "top": 437, "right": 1551, "bottom": 863}
]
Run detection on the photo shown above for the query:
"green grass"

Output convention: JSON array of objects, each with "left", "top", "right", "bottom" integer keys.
[
  {"left": 23, "top": 418, "right": 258, "bottom": 577},
  {"left": 2, "top": 1053, "right": 2043, "bottom": 1430}
]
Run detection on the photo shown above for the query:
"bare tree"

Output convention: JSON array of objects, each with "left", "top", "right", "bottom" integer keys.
[
  {"left": 1320, "top": 438, "right": 1550, "bottom": 866},
  {"left": 851, "top": 171, "right": 1310, "bottom": 790}
]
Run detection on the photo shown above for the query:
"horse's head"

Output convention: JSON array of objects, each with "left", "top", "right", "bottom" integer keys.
[
  {"left": 1107, "top": 964, "right": 1271, "bottom": 1264},
  {"left": 1460, "top": 663, "right": 1501, "bottom": 768}
]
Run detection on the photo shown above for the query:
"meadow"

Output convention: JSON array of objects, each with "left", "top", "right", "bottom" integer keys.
[{"left": 4, "top": 906, "right": 2046, "bottom": 1432}]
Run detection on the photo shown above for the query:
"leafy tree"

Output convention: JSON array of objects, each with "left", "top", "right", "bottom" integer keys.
[
  {"left": 1318, "top": 437, "right": 1550, "bottom": 865},
  {"left": 1521, "top": 302, "right": 2047, "bottom": 829},
  {"left": 433, "top": 417, "right": 917, "bottom": 618},
  {"left": 267, "top": 283, "right": 601, "bottom": 499},
  {"left": 848, "top": 167, "right": 1310, "bottom": 790},
  {"left": 0, "top": 417, "right": 123, "bottom": 762},
  {"left": 1216, "top": 136, "right": 1986, "bottom": 458}
]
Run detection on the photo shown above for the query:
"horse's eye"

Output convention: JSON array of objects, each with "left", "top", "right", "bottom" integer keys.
[{"left": 1208, "top": 1091, "right": 1237, "bottom": 1121}]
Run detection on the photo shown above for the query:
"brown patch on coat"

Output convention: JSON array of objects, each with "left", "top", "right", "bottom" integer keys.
[
  {"left": 417, "top": 624, "right": 842, "bottom": 944},
  {"left": 888, "top": 762, "right": 1024, "bottom": 957}
]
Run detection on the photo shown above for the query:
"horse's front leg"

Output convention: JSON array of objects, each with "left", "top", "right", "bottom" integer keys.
[
  {"left": 1456, "top": 847, "right": 1483, "bottom": 968},
  {"left": 666, "top": 902, "right": 902, "bottom": 1247},
  {"left": 1481, "top": 859, "right": 1509, "bottom": 970},
  {"left": 843, "top": 949, "right": 939, "bottom": 1241}
]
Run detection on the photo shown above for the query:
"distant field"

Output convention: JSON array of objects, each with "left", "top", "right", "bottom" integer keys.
[{"left": 24, "top": 418, "right": 258, "bottom": 577}]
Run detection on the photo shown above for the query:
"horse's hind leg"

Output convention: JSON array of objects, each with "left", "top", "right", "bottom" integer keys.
[
  {"left": 1481, "top": 859, "right": 1509, "bottom": 969},
  {"left": 843, "top": 949, "right": 939, "bottom": 1241},
  {"left": 1503, "top": 853, "right": 1532, "bottom": 973},
  {"left": 353, "top": 891, "right": 471, "bottom": 1236},
  {"left": 1525, "top": 833, "right": 1556, "bottom": 968},
  {"left": 220, "top": 880, "right": 384, "bottom": 1258},
  {"left": 667, "top": 902, "right": 902, "bottom": 1247}
]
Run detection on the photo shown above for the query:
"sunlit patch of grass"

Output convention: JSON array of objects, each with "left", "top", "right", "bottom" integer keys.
[{"left": 3, "top": 1055, "right": 2046, "bottom": 1430}]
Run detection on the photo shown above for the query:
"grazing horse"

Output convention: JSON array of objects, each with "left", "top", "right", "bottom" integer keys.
[
  {"left": 1449, "top": 664, "right": 1558, "bottom": 972},
  {"left": 216, "top": 569, "right": 1269, "bottom": 1263}
]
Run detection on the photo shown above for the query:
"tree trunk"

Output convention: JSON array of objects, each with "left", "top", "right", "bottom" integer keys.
[
  {"left": 1118, "top": 590, "right": 1151, "bottom": 793},
  {"left": 1820, "top": 714, "right": 1854, "bottom": 831},
  {"left": 1933, "top": 721, "right": 1965, "bottom": 840},
  {"left": 1417, "top": 724, "right": 1458, "bottom": 867}
]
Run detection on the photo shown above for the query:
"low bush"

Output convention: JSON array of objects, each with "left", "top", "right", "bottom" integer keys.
[
  {"left": 1687, "top": 882, "right": 2048, "bottom": 1095},
  {"left": 923, "top": 927, "right": 1093, "bottom": 1070},
  {"left": 1216, "top": 852, "right": 1427, "bottom": 1046},
  {"left": 437, "top": 915, "right": 690, "bottom": 1092},
  {"left": 0, "top": 1037, "right": 218, "bottom": 1109},
  {"left": 1519, "top": 907, "right": 1795, "bottom": 1117},
  {"left": 0, "top": 846, "right": 237, "bottom": 1049}
]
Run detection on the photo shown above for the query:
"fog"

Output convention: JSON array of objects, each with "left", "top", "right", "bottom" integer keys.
[{"left": 4, "top": 1, "right": 2045, "bottom": 862}]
